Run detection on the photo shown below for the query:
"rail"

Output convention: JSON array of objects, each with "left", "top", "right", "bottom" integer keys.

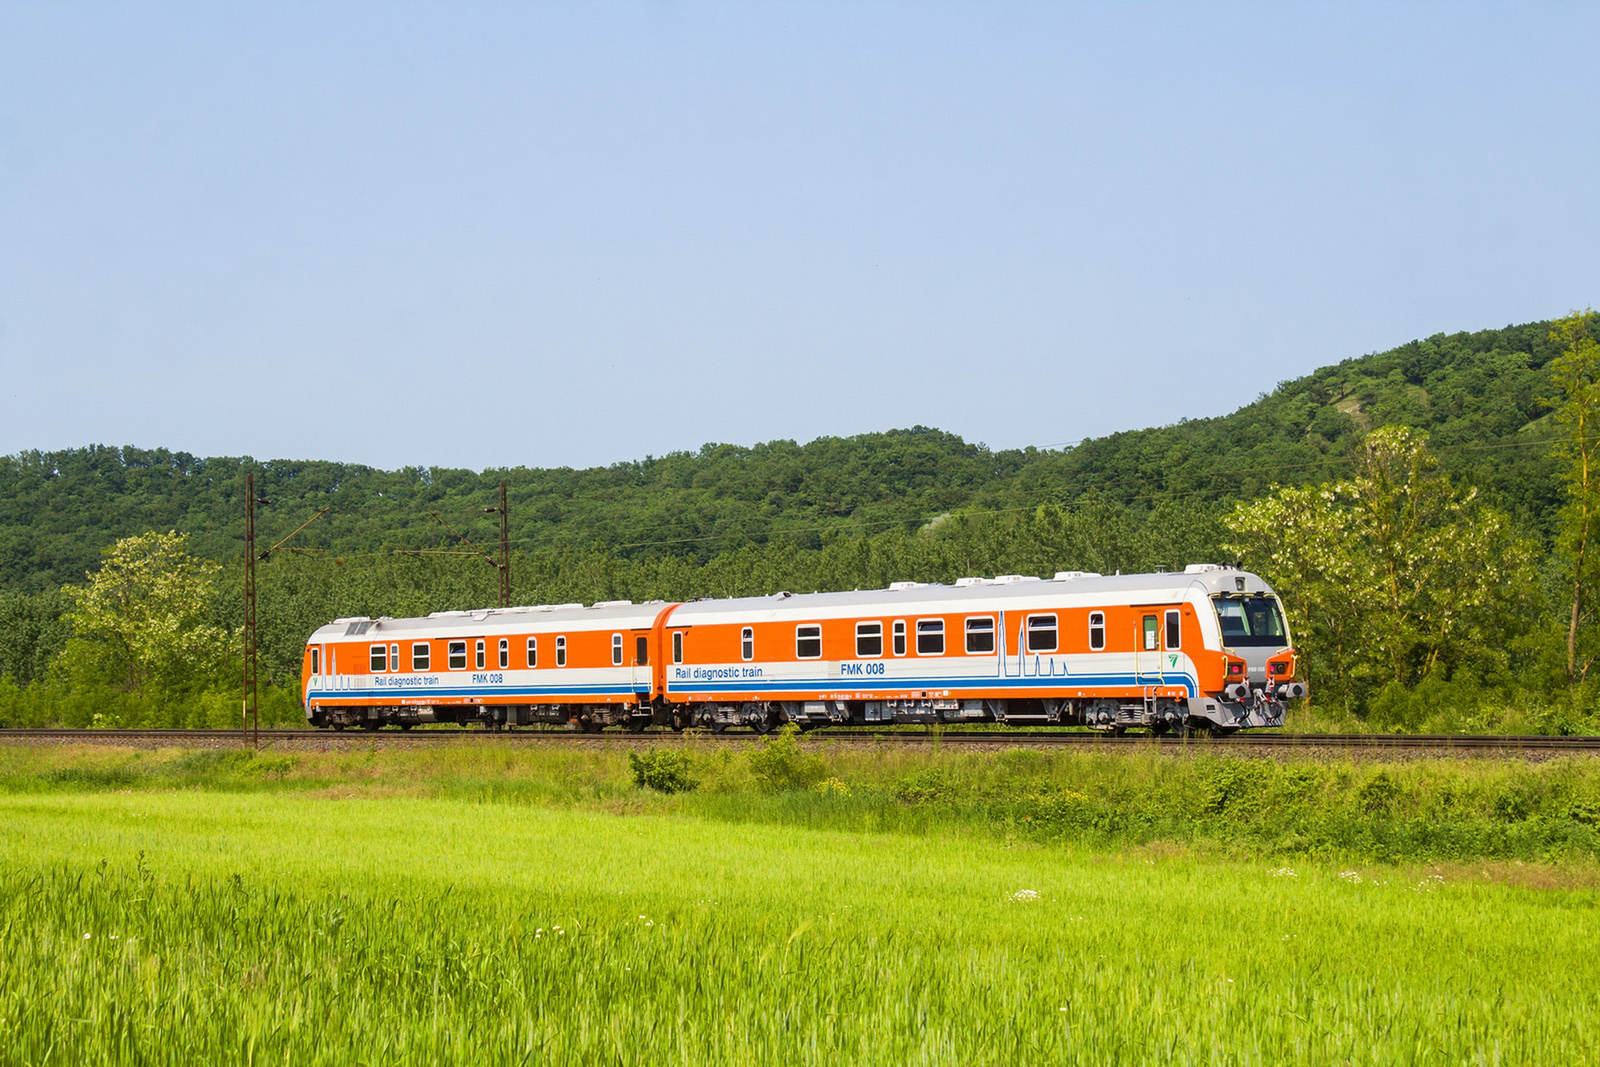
[{"left": 1, "top": 727, "right": 1598, "bottom": 753}]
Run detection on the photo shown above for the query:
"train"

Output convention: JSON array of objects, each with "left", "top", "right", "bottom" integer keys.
[{"left": 301, "top": 563, "right": 1304, "bottom": 735}]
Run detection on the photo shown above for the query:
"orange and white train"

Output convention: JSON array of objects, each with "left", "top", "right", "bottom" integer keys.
[{"left": 302, "top": 564, "right": 1303, "bottom": 734}]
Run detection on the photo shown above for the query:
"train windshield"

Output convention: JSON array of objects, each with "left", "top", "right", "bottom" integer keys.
[{"left": 1212, "top": 596, "right": 1288, "bottom": 647}]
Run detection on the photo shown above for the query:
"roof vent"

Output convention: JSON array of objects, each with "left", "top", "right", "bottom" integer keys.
[
  {"left": 888, "top": 581, "right": 927, "bottom": 591},
  {"left": 593, "top": 599, "right": 634, "bottom": 608},
  {"left": 955, "top": 577, "right": 990, "bottom": 588},
  {"left": 1184, "top": 563, "right": 1227, "bottom": 574},
  {"left": 553, "top": 603, "right": 583, "bottom": 610},
  {"left": 992, "top": 574, "right": 1041, "bottom": 584},
  {"left": 1052, "top": 571, "right": 1101, "bottom": 581}
]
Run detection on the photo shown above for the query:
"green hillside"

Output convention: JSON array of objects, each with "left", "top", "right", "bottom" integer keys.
[{"left": 0, "top": 318, "right": 1566, "bottom": 594}]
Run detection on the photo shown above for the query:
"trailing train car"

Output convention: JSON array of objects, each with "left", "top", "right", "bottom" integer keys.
[
  {"left": 303, "top": 564, "right": 1303, "bottom": 734},
  {"left": 302, "top": 600, "right": 678, "bottom": 731}
]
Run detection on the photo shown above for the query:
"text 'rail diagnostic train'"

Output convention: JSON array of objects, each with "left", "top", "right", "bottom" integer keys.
[{"left": 302, "top": 564, "right": 1304, "bottom": 734}]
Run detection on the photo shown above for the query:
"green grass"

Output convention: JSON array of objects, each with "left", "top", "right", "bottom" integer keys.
[{"left": 2, "top": 742, "right": 1599, "bottom": 1063}]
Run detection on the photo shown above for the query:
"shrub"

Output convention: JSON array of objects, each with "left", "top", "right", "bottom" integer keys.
[
  {"left": 627, "top": 749, "right": 698, "bottom": 794},
  {"left": 747, "top": 725, "right": 824, "bottom": 793}
]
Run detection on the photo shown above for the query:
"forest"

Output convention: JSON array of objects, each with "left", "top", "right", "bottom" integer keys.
[{"left": 0, "top": 313, "right": 1595, "bottom": 732}]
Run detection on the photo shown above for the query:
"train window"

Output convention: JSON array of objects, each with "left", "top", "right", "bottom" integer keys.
[
  {"left": 413, "top": 642, "right": 430, "bottom": 671},
  {"left": 448, "top": 641, "right": 467, "bottom": 670},
  {"left": 1088, "top": 612, "right": 1105, "bottom": 651},
  {"left": 556, "top": 636, "right": 567, "bottom": 667},
  {"left": 612, "top": 633, "right": 624, "bottom": 666},
  {"left": 916, "top": 619, "right": 944, "bottom": 655},
  {"left": 310, "top": 647, "right": 320, "bottom": 675},
  {"left": 370, "top": 644, "right": 387, "bottom": 673},
  {"left": 636, "top": 635, "right": 649, "bottom": 666},
  {"left": 390, "top": 643, "right": 399, "bottom": 672},
  {"left": 1165, "top": 610, "right": 1181, "bottom": 651},
  {"left": 475, "top": 640, "right": 486, "bottom": 670},
  {"left": 526, "top": 637, "right": 537, "bottom": 668},
  {"left": 499, "top": 639, "right": 509, "bottom": 669},
  {"left": 856, "top": 622, "right": 883, "bottom": 658},
  {"left": 741, "top": 627, "right": 754, "bottom": 662},
  {"left": 796, "top": 624, "right": 823, "bottom": 659},
  {"left": 892, "top": 620, "right": 907, "bottom": 656},
  {"left": 1142, "top": 616, "right": 1158, "bottom": 651},
  {"left": 1026, "top": 614, "right": 1058, "bottom": 653},
  {"left": 965, "top": 617, "right": 996, "bottom": 654},
  {"left": 673, "top": 631, "right": 684, "bottom": 664}
]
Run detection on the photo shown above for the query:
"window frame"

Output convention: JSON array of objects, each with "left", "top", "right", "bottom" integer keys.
[
  {"left": 1164, "top": 609, "right": 1181, "bottom": 651},
  {"left": 447, "top": 640, "right": 467, "bottom": 671},
  {"left": 412, "top": 642, "right": 430, "bottom": 672},
  {"left": 475, "top": 639, "right": 486, "bottom": 670},
  {"left": 612, "top": 633, "right": 624, "bottom": 666},
  {"left": 672, "top": 631, "right": 684, "bottom": 665},
  {"left": 555, "top": 635, "right": 567, "bottom": 668},
  {"left": 1025, "top": 613, "right": 1058, "bottom": 653},
  {"left": 855, "top": 621, "right": 883, "bottom": 659},
  {"left": 498, "top": 638, "right": 509, "bottom": 669},
  {"left": 965, "top": 616, "right": 996, "bottom": 655},
  {"left": 1142, "top": 615, "right": 1158, "bottom": 652},
  {"left": 1088, "top": 612, "right": 1106, "bottom": 652},
  {"left": 892, "top": 620, "right": 907, "bottom": 657},
  {"left": 916, "top": 618, "right": 945, "bottom": 656},
  {"left": 796, "top": 623, "right": 823, "bottom": 660},
  {"left": 370, "top": 643, "right": 387, "bottom": 673},
  {"left": 389, "top": 643, "right": 399, "bottom": 673},
  {"left": 526, "top": 637, "right": 537, "bottom": 668},
  {"left": 310, "top": 647, "right": 320, "bottom": 676},
  {"left": 741, "top": 626, "right": 754, "bottom": 662}
]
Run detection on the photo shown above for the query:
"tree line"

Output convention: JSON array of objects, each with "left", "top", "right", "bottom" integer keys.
[{"left": 0, "top": 312, "right": 1594, "bottom": 731}]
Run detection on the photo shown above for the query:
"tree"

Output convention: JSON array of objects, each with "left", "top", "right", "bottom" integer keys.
[
  {"left": 1546, "top": 309, "right": 1600, "bottom": 686},
  {"left": 65, "top": 531, "right": 229, "bottom": 693},
  {"left": 1226, "top": 427, "right": 1533, "bottom": 705}
]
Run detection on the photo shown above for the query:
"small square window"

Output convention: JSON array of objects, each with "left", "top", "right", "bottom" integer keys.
[
  {"left": 412, "top": 643, "right": 430, "bottom": 671},
  {"left": 965, "top": 617, "right": 995, "bottom": 654},
  {"left": 1026, "top": 614, "right": 1058, "bottom": 653},
  {"left": 448, "top": 641, "right": 467, "bottom": 670},
  {"left": 856, "top": 622, "right": 883, "bottom": 658},
  {"left": 796, "top": 624, "right": 822, "bottom": 659},
  {"left": 916, "top": 619, "right": 944, "bottom": 655},
  {"left": 370, "top": 644, "right": 387, "bottom": 673}
]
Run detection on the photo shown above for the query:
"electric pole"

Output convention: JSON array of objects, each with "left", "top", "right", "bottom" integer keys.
[
  {"left": 243, "top": 472, "right": 260, "bottom": 748},
  {"left": 494, "top": 480, "right": 510, "bottom": 607}
]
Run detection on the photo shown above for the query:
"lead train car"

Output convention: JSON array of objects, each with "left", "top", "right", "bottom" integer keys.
[{"left": 303, "top": 564, "right": 1304, "bottom": 734}]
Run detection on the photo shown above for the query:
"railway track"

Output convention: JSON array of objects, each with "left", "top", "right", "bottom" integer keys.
[{"left": 2, "top": 727, "right": 1598, "bottom": 753}]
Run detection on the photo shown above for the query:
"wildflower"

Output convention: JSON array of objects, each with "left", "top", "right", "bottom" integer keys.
[
  {"left": 1339, "top": 871, "right": 1362, "bottom": 884},
  {"left": 1269, "top": 868, "right": 1297, "bottom": 878},
  {"left": 1010, "top": 889, "right": 1041, "bottom": 903},
  {"left": 82, "top": 933, "right": 91, "bottom": 940}
]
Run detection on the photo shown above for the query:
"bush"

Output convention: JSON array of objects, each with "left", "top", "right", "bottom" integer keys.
[
  {"left": 627, "top": 749, "right": 698, "bottom": 794},
  {"left": 746, "top": 725, "right": 825, "bottom": 793}
]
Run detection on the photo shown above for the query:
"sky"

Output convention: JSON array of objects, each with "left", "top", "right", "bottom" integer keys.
[{"left": 1, "top": 2, "right": 1596, "bottom": 472}]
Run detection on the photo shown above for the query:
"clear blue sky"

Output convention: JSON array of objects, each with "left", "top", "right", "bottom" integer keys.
[{"left": 2, "top": 2, "right": 1595, "bottom": 471}]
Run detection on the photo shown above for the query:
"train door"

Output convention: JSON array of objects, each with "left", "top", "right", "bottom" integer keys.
[
  {"left": 1135, "top": 614, "right": 1160, "bottom": 687},
  {"left": 631, "top": 631, "right": 652, "bottom": 700}
]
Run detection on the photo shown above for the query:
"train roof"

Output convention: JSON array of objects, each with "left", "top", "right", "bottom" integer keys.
[
  {"left": 306, "top": 565, "right": 1277, "bottom": 641},
  {"left": 669, "top": 564, "right": 1277, "bottom": 626}
]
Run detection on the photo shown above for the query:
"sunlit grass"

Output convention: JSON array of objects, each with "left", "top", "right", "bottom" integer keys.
[{"left": 1, "top": 788, "right": 1596, "bottom": 1064}]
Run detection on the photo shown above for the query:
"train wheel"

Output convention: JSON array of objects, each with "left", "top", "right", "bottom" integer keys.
[
  {"left": 710, "top": 723, "right": 727, "bottom": 735},
  {"left": 626, "top": 717, "right": 647, "bottom": 734},
  {"left": 399, "top": 723, "right": 414, "bottom": 732},
  {"left": 331, "top": 724, "right": 345, "bottom": 732},
  {"left": 361, "top": 721, "right": 381, "bottom": 732},
  {"left": 750, "top": 719, "right": 771, "bottom": 735}
]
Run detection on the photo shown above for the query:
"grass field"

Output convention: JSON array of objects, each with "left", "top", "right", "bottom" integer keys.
[{"left": 2, "top": 741, "right": 1599, "bottom": 1064}]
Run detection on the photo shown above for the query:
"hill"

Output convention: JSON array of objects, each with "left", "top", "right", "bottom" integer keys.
[{"left": 0, "top": 317, "right": 1566, "bottom": 593}]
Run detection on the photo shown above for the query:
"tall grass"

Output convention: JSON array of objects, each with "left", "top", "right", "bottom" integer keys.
[{"left": 3, "top": 790, "right": 1597, "bottom": 1064}]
